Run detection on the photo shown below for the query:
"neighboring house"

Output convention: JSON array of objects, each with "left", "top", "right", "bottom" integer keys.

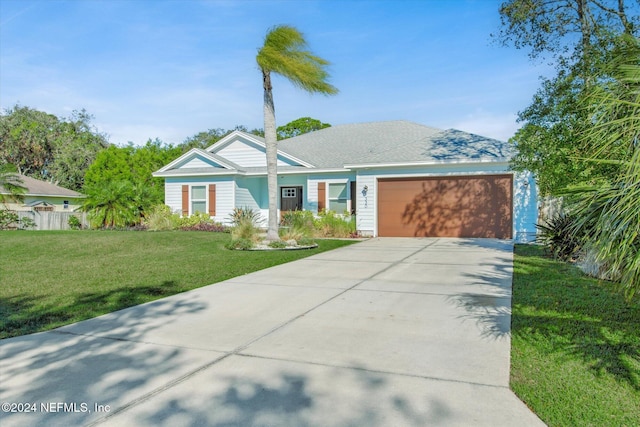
[
  {"left": 1, "top": 175, "right": 85, "bottom": 212},
  {"left": 154, "top": 120, "right": 538, "bottom": 241}
]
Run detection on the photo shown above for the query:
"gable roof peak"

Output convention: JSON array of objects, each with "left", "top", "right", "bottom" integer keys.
[{"left": 205, "top": 130, "right": 265, "bottom": 152}]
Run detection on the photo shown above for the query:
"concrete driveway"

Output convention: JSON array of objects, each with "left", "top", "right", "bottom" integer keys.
[{"left": 0, "top": 238, "right": 545, "bottom": 427}]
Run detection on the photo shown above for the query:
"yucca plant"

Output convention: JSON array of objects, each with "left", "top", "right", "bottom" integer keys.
[
  {"left": 228, "top": 207, "right": 263, "bottom": 249},
  {"left": 536, "top": 213, "right": 584, "bottom": 261},
  {"left": 228, "top": 207, "right": 262, "bottom": 227}
]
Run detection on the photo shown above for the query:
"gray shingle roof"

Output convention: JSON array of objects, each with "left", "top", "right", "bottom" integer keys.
[
  {"left": 277, "top": 120, "right": 513, "bottom": 168},
  {"left": 0, "top": 175, "right": 83, "bottom": 197}
]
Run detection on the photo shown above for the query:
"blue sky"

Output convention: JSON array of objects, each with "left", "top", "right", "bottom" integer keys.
[{"left": 0, "top": 0, "right": 552, "bottom": 145}]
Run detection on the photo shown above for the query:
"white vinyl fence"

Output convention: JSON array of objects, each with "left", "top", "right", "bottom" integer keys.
[{"left": 16, "top": 211, "right": 89, "bottom": 230}]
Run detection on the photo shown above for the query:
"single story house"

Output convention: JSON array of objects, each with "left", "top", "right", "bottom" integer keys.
[
  {"left": 153, "top": 120, "right": 537, "bottom": 241},
  {"left": 1, "top": 175, "right": 85, "bottom": 212}
]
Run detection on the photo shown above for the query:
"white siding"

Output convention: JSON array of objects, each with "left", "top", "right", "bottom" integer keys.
[
  {"left": 354, "top": 174, "right": 376, "bottom": 236},
  {"left": 164, "top": 177, "right": 235, "bottom": 224},
  {"left": 214, "top": 179, "right": 235, "bottom": 224},
  {"left": 307, "top": 174, "right": 355, "bottom": 213},
  {"left": 216, "top": 139, "right": 296, "bottom": 167},
  {"left": 177, "top": 156, "right": 221, "bottom": 169},
  {"left": 164, "top": 179, "right": 183, "bottom": 215}
]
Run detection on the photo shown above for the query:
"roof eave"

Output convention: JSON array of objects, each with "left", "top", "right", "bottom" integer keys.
[
  {"left": 243, "top": 167, "right": 350, "bottom": 176},
  {"left": 1, "top": 192, "right": 85, "bottom": 198},
  {"left": 153, "top": 170, "right": 244, "bottom": 178},
  {"left": 344, "top": 158, "right": 512, "bottom": 169},
  {"left": 29, "top": 193, "right": 85, "bottom": 198}
]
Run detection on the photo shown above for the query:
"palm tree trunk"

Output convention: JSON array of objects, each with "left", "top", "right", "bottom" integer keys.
[{"left": 262, "top": 70, "right": 279, "bottom": 241}]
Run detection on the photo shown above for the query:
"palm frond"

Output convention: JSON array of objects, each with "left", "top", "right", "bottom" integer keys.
[
  {"left": 0, "top": 163, "right": 27, "bottom": 204},
  {"left": 257, "top": 25, "right": 338, "bottom": 95}
]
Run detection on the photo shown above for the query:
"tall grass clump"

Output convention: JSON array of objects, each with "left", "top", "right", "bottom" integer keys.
[
  {"left": 280, "top": 210, "right": 315, "bottom": 241},
  {"left": 315, "top": 210, "right": 356, "bottom": 238},
  {"left": 280, "top": 209, "right": 357, "bottom": 239},
  {"left": 144, "top": 204, "right": 180, "bottom": 231},
  {"left": 227, "top": 207, "right": 263, "bottom": 250}
]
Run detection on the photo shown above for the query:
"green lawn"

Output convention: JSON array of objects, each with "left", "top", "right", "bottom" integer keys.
[
  {"left": 0, "top": 230, "right": 356, "bottom": 339},
  {"left": 511, "top": 245, "right": 640, "bottom": 426}
]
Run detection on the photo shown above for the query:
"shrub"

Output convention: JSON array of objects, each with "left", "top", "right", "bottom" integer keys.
[
  {"left": 145, "top": 204, "right": 179, "bottom": 231},
  {"left": 536, "top": 212, "right": 584, "bottom": 261},
  {"left": 229, "top": 206, "right": 262, "bottom": 227},
  {"left": 68, "top": 215, "right": 82, "bottom": 230},
  {"left": 228, "top": 209, "right": 263, "bottom": 249},
  {"left": 268, "top": 240, "right": 288, "bottom": 249},
  {"left": 279, "top": 225, "right": 309, "bottom": 241},
  {"left": 315, "top": 210, "right": 356, "bottom": 238},
  {"left": 19, "top": 217, "right": 36, "bottom": 230},
  {"left": 281, "top": 210, "right": 315, "bottom": 235},
  {"left": 181, "top": 222, "right": 227, "bottom": 232},
  {"left": 0, "top": 210, "right": 19, "bottom": 230},
  {"left": 225, "top": 237, "right": 255, "bottom": 250},
  {"left": 297, "top": 237, "right": 316, "bottom": 247},
  {"left": 230, "top": 217, "right": 260, "bottom": 241},
  {"left": 178, "top": 211, "right": 214, "bottom": 229}
]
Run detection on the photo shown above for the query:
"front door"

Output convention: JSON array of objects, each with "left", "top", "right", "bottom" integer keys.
[{"left": 280, "top": 186, "right": 303, "bottom": 212}]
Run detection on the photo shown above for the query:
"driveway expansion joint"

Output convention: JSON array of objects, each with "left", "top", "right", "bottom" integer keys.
[
  {"left": 86, "top": 239, "right": 443, "bottom": 425},
  {"left": 235, "top": 352, "right": 511, "bottom": 391}
]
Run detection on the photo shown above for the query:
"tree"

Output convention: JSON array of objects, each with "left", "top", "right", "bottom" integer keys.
[
  {"left": 84, "top": 145, "right": 134, "bottom": 189},
  {"left": 81, "top": 180, "right": 137, "bottom": 228},
  {"left": 48, "top": 110, "right": 109, "bottom": 191},
  {"left": 181, "top": 128, "right": 229, "bottom": 151},
  {"left": 0, "top": 106, "right": 108, "bottom": 191},
  {"left": 0, "top": 105, "right": 59, "bottom": 177},
  {"left": 83, "top": 139, "right": 183, "bottom": 224},
  {"left": 130, "top": 138, "right": 182, "bottom": 205},
  {"left": 496, "top": 2, "right": 640, "bottom": 297},
  {"left": 277, "top": 116, "right": 331, "bottom": 140},
  {"left": 0, "top": 163, "right": 27, "bottom": 205},
  {"left": 495, "top": 0, "right": 639, "bottom": 195},
  {"left": 495, "top": 0, "right": 636, "bottom": 63},
  {"left": 180, "top": 126, "right": 265, "bottom": 152},
  {"left": 570, "top": 36, "right": 640, "bottom": 298},
  {"left": 256, "top": 25, "right": 338, "bottom": 240}
]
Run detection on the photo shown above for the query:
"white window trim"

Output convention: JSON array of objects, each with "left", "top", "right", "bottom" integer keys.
[
  {"left": 190, "top": 185, "right": 208, "bottom": 215},
  {"left": 327, "top": 181, "right": 349, "bottom": 214},
  {"left": 281, "top": 187, "right": 297, "bottom": 198}
]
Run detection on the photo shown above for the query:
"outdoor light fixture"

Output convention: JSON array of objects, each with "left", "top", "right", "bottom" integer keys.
[{"left": 362, "top": 185, "right": 369, "bottom": 208}]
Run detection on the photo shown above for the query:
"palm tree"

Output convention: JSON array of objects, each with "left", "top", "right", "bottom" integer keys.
[
  {"left": 257, "top": 25, "right": 338, "bottom": 240},
  {"left": 81, "top": 181, "right": 136, "bottom": 228},
  {"left": 0, "top": 163, "right": 27, "bottom": 205},
  {"left": 571, "top": 35, "right": 640, "bottom": 298}
]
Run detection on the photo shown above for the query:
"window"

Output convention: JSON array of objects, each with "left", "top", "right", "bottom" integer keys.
[
  {"left": 63, "top": 200, "right": 69, "bottom": 210},
  {"left": 282, "top": 188, "right": 297, "bottom": 198},
  {"left": 329, "top": 183, "right": 348, "bottom": 213},
  {"left": 191, "top": 186, "right": 206, "bottom": 214}
]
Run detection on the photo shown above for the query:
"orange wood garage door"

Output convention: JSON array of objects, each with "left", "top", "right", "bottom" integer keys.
[{"left": 377, "top": 175, "right": 513, "bottom": 238}]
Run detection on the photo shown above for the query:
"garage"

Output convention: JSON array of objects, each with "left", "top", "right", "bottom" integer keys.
[{"left": 377, "top": 174, "right": 513, "bottom": 238}]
